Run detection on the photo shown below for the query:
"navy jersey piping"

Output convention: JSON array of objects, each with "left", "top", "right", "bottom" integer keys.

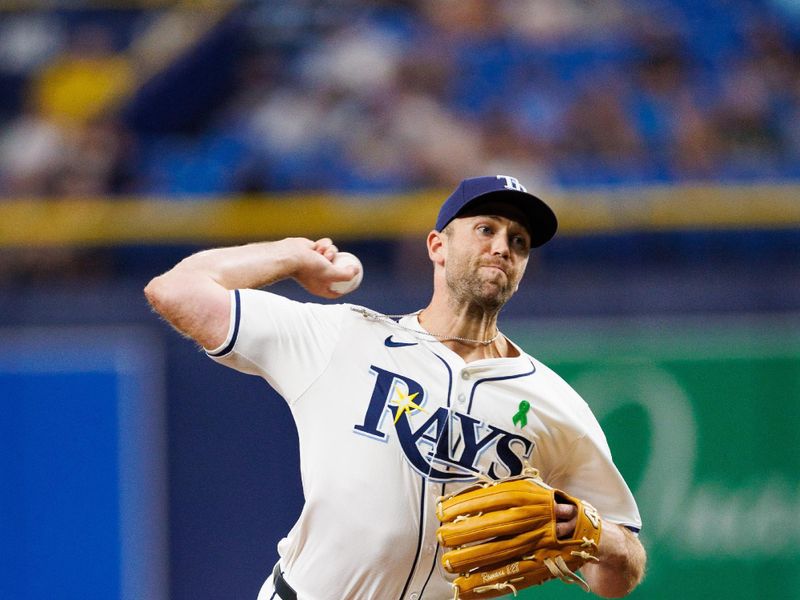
[
  {"left": 466, "top": 359, "right": 536, "bottom": 412},
  {"left": 208, "top": 289, "right": 241, "bottom": 357},
  {"left": 399, "top": 351, "right": 452, "bottom": 600},
  {"left": 397, "top": 480, "right": 428, "bottom": 600},
  {"left": 418, "top": 352, "right": 452, "bottom": 598}
]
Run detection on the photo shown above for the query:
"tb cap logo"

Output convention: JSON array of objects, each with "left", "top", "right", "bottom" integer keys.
[{"left": 497, "top": 175, "right": 527, "bottom": 193}]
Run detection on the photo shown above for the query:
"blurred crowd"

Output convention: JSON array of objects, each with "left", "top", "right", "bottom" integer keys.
[{"left": 0, "top": 0, "right": 799, "bottom": 199}]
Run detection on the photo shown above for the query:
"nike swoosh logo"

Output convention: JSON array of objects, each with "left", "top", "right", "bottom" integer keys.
[{"left": 384, "top": 335, "right": 418, "bottom": 348}]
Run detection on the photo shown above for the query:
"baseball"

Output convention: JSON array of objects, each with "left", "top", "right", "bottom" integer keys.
[{"left": 329, "top": 252, "right": 363, "bottom": 294}]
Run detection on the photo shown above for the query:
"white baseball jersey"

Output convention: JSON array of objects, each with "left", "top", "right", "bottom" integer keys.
[{"left": 207, "top": 289, "right": 642, "bottom": 600}]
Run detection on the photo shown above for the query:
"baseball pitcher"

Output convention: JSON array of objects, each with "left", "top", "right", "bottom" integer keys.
[{"left": 145, "top": 176, "right": 646, "bottom": 599}]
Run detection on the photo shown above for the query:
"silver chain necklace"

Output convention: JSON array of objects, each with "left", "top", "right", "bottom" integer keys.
[{"left": 350, "top": 307, "right": 501, "bottom": 346}]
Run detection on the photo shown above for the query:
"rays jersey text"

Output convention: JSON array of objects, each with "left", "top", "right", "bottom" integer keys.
[{"left": 353, "top": 365, "right": 534, "bottom": 481}]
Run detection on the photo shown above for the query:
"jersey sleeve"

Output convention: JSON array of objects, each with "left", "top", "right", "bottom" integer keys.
[
  {"left": 204, "top": 288, "right": 346, "bottom": 404},
  {"left": 549, "top": 408, "right": 642, "bottom": 533}
]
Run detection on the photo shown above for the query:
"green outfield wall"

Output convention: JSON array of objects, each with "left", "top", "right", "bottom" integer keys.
[{"left": 505, "top": 315, "right": 800, "bottom": 600}]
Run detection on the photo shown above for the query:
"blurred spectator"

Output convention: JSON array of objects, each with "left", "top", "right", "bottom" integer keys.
[
  {"left": 51, "top": 117, "right": 137, "bottom": 197},
  {"left": 669, "top": 94, "right": 724, "bottom": 180},
  {"left": 558, "top": 74, "right": 647, "bottom": 183},
  {"left": 0, "top": 106, "right": 65, "bottom": 195},
  {"left": 499, "top": 0, "right": 630, "bottom": 42},
  {"left": 0, "top": 13, "right": 65, "bottom": 76},
  {"left": 478, "top": 111, "right": 554, "bottom": 192},
  {"left": 32, "top": 23, "right": 135, "bottom": 127}
]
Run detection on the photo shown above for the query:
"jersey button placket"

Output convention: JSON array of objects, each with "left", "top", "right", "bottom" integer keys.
[{"left": 458, "top": 370, "right": 471, "bottom": 408}]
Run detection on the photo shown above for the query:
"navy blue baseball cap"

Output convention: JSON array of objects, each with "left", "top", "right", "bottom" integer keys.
[{"left": 435, "top": 175, "right": 558, "bottom": 248}]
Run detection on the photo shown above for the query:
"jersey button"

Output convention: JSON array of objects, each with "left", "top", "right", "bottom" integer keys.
[
  {"left": 461, "top": 371, "right": 471, "bottom": 380},
  {"left": 410, "top": 594, "right": 419, "bottom": 600},
  {"left": 457, "top": 393, "right": 466, "bottom": 403}
]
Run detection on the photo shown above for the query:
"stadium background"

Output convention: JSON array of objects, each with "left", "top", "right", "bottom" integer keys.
[{"left": 1, "top": 1, "right": 799, "bottom": 599}]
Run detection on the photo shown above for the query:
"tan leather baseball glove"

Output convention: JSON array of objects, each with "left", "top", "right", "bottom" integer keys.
[{"left": 436, "top": 467, "right": 602, "bottom": 599}]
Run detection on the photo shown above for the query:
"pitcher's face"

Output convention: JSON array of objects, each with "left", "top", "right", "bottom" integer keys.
[{"left": 441, "top": 204, "right": 531, "bottom": 310}]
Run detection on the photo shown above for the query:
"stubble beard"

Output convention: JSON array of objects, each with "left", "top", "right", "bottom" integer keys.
[{"left": 446, "top": 261, "right": 515, "bottom": 315}]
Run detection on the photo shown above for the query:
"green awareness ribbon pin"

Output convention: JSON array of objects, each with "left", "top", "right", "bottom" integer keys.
[{"left": 512, "top": 400, "right": 530, "bottom": 427}]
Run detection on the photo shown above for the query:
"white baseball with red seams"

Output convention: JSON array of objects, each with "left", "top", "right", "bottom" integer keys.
[{"left": 329, "top": 252, "right": 363, "bottom": 295}]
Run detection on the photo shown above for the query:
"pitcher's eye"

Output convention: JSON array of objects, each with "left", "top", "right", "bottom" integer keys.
[{"left": 511, "top": 235, "right": 530, "bottom": 251}]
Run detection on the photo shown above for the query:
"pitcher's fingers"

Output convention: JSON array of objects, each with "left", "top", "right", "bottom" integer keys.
[
  {"left": 555, "top": 504, "right": 577, "bottom": 520},
  {"left": 556, "top": 516, "right": 578, "bottom": 539},
  {"left": 323, "top": 244, "right": 338, "bottom": 260},
  {"left": 312, "top": 238, "right": 339, "bottom": 260}
]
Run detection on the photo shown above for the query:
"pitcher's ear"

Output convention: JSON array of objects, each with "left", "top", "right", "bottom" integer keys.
[{"left": 427, "top": 230, "right": 446, "bottom": 265}]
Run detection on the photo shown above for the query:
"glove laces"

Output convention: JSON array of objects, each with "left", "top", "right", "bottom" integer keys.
[
  {"left": 543, "top": 556, "right": 592, "bottom": 593},
  {"left": 452, "top": 579, "right": 523, "bottom": 599}
]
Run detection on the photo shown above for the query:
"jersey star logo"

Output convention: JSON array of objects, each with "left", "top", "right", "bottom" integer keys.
[{"left": 392, "top": 388, "right": 427, "bottom": 424}]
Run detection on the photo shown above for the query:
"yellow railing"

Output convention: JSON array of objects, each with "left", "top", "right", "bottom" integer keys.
[{"left": 0, "top": 183, "right": 798, "bottom": 247}]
